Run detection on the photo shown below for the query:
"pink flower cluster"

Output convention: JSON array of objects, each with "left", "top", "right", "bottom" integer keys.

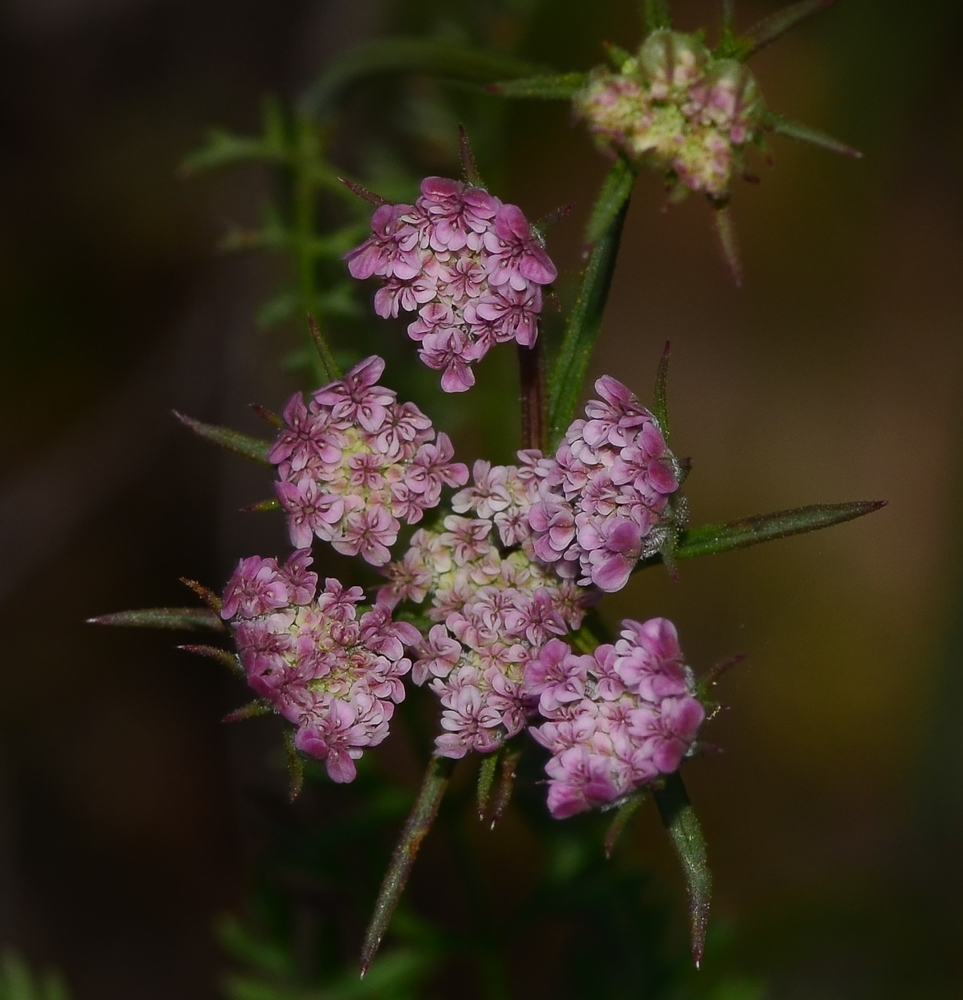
[
  {"left": 269, "top": 356, "right": 468, "bottom": 566},
  {"left": 528, "top": 375, "right": 682, "bottom": 592},
  {"left": 524, "top": 618, "right": 705, "bottom": 818},
  {"left": 379, "top": 456, "right": 590, "bottom": 758},
  {"left": 345, "top": 177, "right": 557, "bottom": 392},
  {"left": 573, "top": 29, "right": 765, "bottom": 199},
  {"left": 220, "top": 550, "right": 420, "bottom": 783}
]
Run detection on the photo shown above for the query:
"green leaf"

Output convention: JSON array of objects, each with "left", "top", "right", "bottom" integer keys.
[
  {"left": 547, "top": 160, "right": 633, "bottom": 447},
  {"left": 653, "top": 772, "right": 711, "bottom": 968},
  {"left": 737, "top": 0, "right": 837, "bottom": 59},
  {"left": 669, "top": 500, "right": 887, "bottom": 561},
  {"left": 585, "top": 155, "right": 636, "bottom": 246},
  {"left": 651, "top": 341, "right": 672, "bottom": 438},
  {"left": 361, "top": 756, "right": 455, "bottom": 977},
  {"left": 173, "top": 412, "right": 273, "bottom": 464},
  {"left": 764, "top": 111, "right": 862, "bottom": 159},
  {"left": 477, "top": 751, "right": 499, "bottom": 820},
  {"left": 642, "top": 0, "right": 673, "bottom": 32},
  {"left": 604, "top": 791, "right": 645, "bottom": 858},
  {"left": 87, "top": 607, "right": 224, "bottom": 632},
  {"left": 300, "top": 38, "right": 543, "bottom": 117},
  {"left": 487, "top": 72, "right": 587, "bottom": 100}
]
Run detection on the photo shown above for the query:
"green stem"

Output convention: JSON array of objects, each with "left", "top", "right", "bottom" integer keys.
[{"left": 360, "top": 756, "right": 456, "bottom": 977}]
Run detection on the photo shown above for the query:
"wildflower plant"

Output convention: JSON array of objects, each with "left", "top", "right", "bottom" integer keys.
[{"left": 93, "top": 0, "right": 883, "bottom": 993}]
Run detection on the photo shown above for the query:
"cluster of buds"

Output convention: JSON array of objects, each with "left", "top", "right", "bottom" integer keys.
[
  {"left": 573, "top": 29, "right": 765, "bottom": 199},
  {"left": 379, "top": 455, "right": 590, "bottom": 758},
  {"left": 529, "top": 375, "right": 684, "bottom": 592},
  {"left": 269, "top": 356, "right": 468, "bottom": 566},
  {"left": 345, "top": 176, "right": 557, "bottom": 391},
  {"left": 524, "top": 618, "right": 705, "bottom": 818},
  {"left": 220, "top": 550, "right": 420, "bottom": 783}
]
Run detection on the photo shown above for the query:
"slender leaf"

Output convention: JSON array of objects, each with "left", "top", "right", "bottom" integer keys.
[
  {"left": 88, "top": 607, "right": 224, "bottom": 632},
  {"left": 300, "top": 38, "right": 542, "bottom": 117},
  {"left": 548, "top": 162, "right": 632, "bottom": 447},
  {"left": 765, "top": 111, "right": 862, "bottom": 159},
  {"left": 712, "top": 199, "right": 743, "bottom": 287},
  {"left": 653, "top": 772, "right": 711, "bottom": 968},
  {"left": 487, "top": 72, "right": 587, "bottom": 100},
  {"left": 671, "top": 500, "right": 886, "bottom": 561},
  {"left": 651, "top": 341, "right": 672, "bottom": 438},
  {"left": 173, "top": 411, "right": 272, "bottom": 464},
  {"left": 361, "top": 756, "right": 456, "bottom": 977},
  {"left": 477, "top": 751, "right": 499, "bottom": 820},
  {"left": 585, "top": 155, "right": 636, "bottom": 245},
  {"left": 179, "top": 643, "right": 240, "bottom": 671},
  {"left": 739, "top": 0, "right": 836, "bottom": 59}
]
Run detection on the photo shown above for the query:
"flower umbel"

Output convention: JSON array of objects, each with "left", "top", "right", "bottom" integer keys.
[
  {"left": 270, "top": 355, "right": 468, "bottom": 565},
  {"left": 529, "top": 374, "right": 684, "bottom": 592},
  {"left": 220, "top": 550, "right": 420, "bottom": 783},
  {"left": 574, "top": 29, "right": 765, "bottom": 200},
  {"left": 524, "top": 617, "right": 705, "bottom": 818},
  {"left": 345, "top": 177, "right": 557, "bottom": 391}
]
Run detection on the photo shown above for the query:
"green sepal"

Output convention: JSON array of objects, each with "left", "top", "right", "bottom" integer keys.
[
  {"left": 87, "top": 607, "right": 224, "bottom": 632},
  {"left": 653, "top": 772, "right": 711, "bottom": 968},
  {"left": 476, "top": 751, "right": 499, "bottom": 820},
  {"left": 361, "top": 755, "right": 456, "bottom": 978},
  {"left": 180, "top": 577, "right": 222, "bottom": 612},
  {"left": 664, "top": 500, "right": 887, "bottom": 562},
  {"left": 585, "top": 155, "right": 636, "bottom": 246},
  {"left": 548, "top": 159, "right": 632, "bottom": 448},
  {"left": 764, "top": 110, "right": 862, "bottom": 159},
  {"left": 735, "top": 0, "right": 837, "bottom": 60},
  {"left": 307, "top": 314, "right": 341, "bottom": 383},
  {"left": 604, "top": 790, "right": 645, "bottom": 858},
  {"left": 300, "top": 38, "right": 542, "bottom": 117},
  {"left": 173, "top": 411, "right": 272, "bottom": 464},
  {"left": 488, "top": 72, "right": 588, "bottom": 100}
]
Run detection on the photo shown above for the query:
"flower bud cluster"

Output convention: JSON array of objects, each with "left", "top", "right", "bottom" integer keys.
[
  {"left": 220, "top": 550, "right": 420, "bottom": 783},
  {"left": 529, "top": 375, "right": 683, "bottom": 593},
  {"left": 345, "top": 177, "right": 557, "bottom": 392},
  {"left": 573, "top": 30, "right": 765, "bottom": 198},
  {"left": 524, "top": 618, "right": 705, "bottom": 818},
  {"left": 379, "top": 456, "right": 590, "bottom": 758},
  {"left": 269, "top": 356, "right": 468, "bottom": 566}
]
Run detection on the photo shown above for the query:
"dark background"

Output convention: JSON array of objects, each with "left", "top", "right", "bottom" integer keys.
[{"left": 1, "top": 0, "right": 961, "bottom": 996}]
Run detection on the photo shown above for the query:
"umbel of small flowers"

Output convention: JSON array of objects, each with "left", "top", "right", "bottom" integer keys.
[
  {"left": 378, "top": 452, "right": 592, "bottom": 759},
  {"left": 573, "top": 29, "right": 765, "bottom": 201},
  {"left": 524, "top": 618, "right": 705, "bottom": 818},
  {"left": 344, "top": 176, "right": 557, "bottom": 392},
  {"left": 270, "top": 355, "right": 468, "bottom": 566},
  {"left": 376, "top": 372, "right": 686, "bottom": 760},
  {"left": 219, "top": 548, "right": 421, "bottom": 783}
]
